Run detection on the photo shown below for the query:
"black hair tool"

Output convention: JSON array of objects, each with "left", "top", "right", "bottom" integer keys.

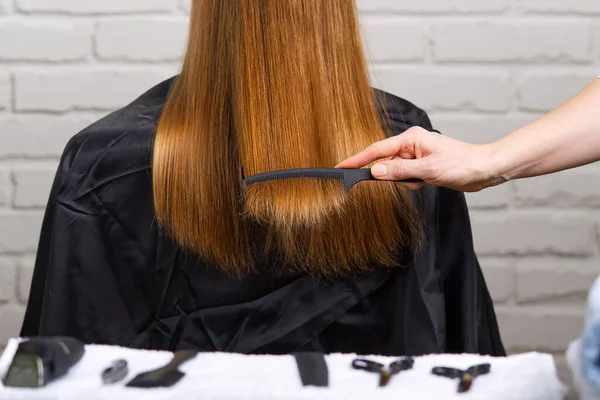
[
  {"left": 101, "top": 359, "right": 129, "bottom": 385},
  {"left": 2, "top": 336, "right": 85, "bottom": 388},
  {"left": 431, "top": 363, "right": 491, "bottom": 393},
  {"left": 125, "top": 350, "right": 197, "bottom": 388},
  {"left": 351, "top": 356, "right": 414, "bottom": 387},
  {"left": 294, "top": 352, "right": 329, "bottom": 387},
  {"left": 242, "top": 168, "right": 422, "bottom": 193}
]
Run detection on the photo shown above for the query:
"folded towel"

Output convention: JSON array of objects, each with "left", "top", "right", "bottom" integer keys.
[{"left": 0, "top": 340, "right": 564, "bottom": 400}]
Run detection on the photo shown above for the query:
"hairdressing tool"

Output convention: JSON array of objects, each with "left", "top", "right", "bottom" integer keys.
[
  {"left": 431, "top": 363, "right": 491, "bottom": 393},
  {"left": 125, "top": 350, "right": 197, "bottom": 388},
  {"left": 242, "top": 168, "right": 422, "bottom": 193},
  {"left": 293, "top": 352, "right": 329, "bottom": 387},
  {"left": 101, "top": 359, "right": 129, "bottom": 385},
  {"left": 351, "top": 356, "right": 414, "bottom": 387},
  {"left": 2, "top": 336, "right": 85, "bottom": 388}
]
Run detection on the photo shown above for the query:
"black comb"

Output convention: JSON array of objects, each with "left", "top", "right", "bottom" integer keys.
[
  {"left": 242, "top": 168, "right": 422, "bottom": 193},
  {"left": 125, "top": 350, "right": 197, "bottom": 388}
]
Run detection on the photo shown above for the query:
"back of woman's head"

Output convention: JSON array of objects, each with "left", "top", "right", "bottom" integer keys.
[{"left": 153, "top": 0, "right": 423, "bottom": 277}]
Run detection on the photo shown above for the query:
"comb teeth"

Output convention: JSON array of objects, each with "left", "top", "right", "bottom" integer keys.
[{"left": 243, "top": 169, "right": 345, "bottom": 188}]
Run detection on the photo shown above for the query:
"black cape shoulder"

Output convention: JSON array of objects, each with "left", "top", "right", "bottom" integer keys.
[{"left": 21, "top": 77, "right": 505, "bottom": 358}]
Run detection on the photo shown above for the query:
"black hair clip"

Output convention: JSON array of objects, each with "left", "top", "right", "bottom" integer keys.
[
  {"left": 102, "top": 359, "right": 128, "bottom": 385},
  {"left": 352, "top": 357, "right": 414, "bottom": 387},
  {"left": 294, "top": 352, "right": 329, "bottom": 387},
  {"left": 431, "top": 363, "right": 491, "bottom": 393}
]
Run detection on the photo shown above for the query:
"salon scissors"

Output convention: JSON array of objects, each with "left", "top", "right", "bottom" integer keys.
[{"left": 351, "top": 356, "right": 414, "bottom": 387}]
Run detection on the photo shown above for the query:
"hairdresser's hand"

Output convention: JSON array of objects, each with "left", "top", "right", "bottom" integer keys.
[{"left": 336, "top": 126, "right": 497, "bottom": 192}]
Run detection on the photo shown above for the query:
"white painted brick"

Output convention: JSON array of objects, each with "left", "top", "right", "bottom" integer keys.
[
  {"left": 179, "top": 0, "right": 191, "bottom": 14},
  {"left": 12, "top": 168, "right": 56, "bottom": 209},
  {"left": 357, "top": 0, "right": 509, "bottom": 14},
  {"left": 362, "top": 20, "right": 426, "bottom": 62},
  {"left": 15, "top": 69, "right": 173, "bottom": 112},
  {"left": 470, "top": 212, "right": 595, "bottom": 256},
  {"left": 96, "top": 18, "right": 188, "bottom": 62},
  {"left": 0, "top": 115, "right": 98, "bottom": 159},
  {"left": 496, "top": 306, "right": 585, "bottom": 352},
  {"left": 17, "top": 257, "right": 33, "bottom": 304},
  {"left": 0, "top": 20, "right": 91, "bottom": 62},
  {"left": 465, "top": 184, "right": 512, "bottom": 209},
  {"left": 516, "top": 259, "right": 600, "bottom": 304},
  {"left": 16, "top": 0, "right": 177, "bottom": 14},
  {"left": 515, "top": 165, "right": 600, "bottom": 207},
  {"left": 0, "top": 213, "right": 43, "bottom": 253},
  {"left": 431, "top": 114, "right": 541, "bottom": 144},
  {"left": 517, "top": 73, "right": 593, "bottom": 112},
  {"left": 0, "top": 257, "right": 15, "bottom": 303},
  {"left": 370, "top": 68, "right": 511, "bottom": 112},
  {"left": 432, "top": 22, "right": 592, "bottom": 63},
  {"left": 480, "top": 259, "right": 515, "bottom": 303},
  {"left": 520, "top": 0, "right": 600, "bottom": 15},
  {"left": 0, "top": 73, "right": 9, "bottom": 111},
  {"left": 0, "top": 169, "right": 10, "bottom": 206},
  {"left": 0, "top": 304, "right": 25, "bottom": 345}
]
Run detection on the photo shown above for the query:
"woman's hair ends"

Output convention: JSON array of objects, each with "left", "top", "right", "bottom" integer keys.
[{"left": 153, "top": 0, "right": 423, "bottom": 277}]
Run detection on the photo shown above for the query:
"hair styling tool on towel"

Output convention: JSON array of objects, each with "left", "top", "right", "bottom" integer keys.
[
  {"left": 242, "top": 168, "right": 422, "bottom": 193},
  {"left": 431, "top": 363, "right": 491, "bottom": 393},
  {"left": 2, "top": 336, "right": 85, "bottom": 388},
  {"left": 101, "top": 359, "right": 129, "bottom": 385},
  {"left": 125, "top": 350, "right": 197, "bottom": 388},
  {"left": 352, "top": 356, "right": 414, "bottom": 387},
  {"left": 294, "top": 352, "right": 329, "bottom": 387}
]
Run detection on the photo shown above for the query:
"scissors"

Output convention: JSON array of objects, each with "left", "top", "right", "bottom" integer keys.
[
  {"left": 351, "top": 356, "right": 414, "bottom": 387},
  {"left": 431, "top": 363, "right": 491, "bottom": 392}
]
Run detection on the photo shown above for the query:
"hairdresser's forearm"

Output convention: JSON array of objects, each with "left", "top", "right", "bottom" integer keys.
[{"left": 489, "top": 78, "right": 600, "bottom": 183}]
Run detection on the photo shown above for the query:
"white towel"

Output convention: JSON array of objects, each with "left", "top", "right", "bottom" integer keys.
[{"left": 0, "top": 340, "right": 565, "bottom": 400}]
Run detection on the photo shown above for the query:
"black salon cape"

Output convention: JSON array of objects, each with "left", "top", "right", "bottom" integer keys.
[{"left": 20, "top": 77, "right": 506, "bottom": 357}]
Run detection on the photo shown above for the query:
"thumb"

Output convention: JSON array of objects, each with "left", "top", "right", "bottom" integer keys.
[{"left": 371, "top": 158, "right": 425, "bottom": 181}]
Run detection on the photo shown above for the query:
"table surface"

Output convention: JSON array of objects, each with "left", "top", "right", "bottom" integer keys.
[{"left": 0, "top": 342, "right": 566, "bottom": 400}]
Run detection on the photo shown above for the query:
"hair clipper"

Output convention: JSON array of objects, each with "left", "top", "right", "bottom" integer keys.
[{"left": 2, "top": 336, "right": 85, "bottom": 388}]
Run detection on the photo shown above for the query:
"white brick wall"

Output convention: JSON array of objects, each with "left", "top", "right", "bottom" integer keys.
[
  {"left": 1, "top": 1, "right": 599, "bottom": 368},
  {"left": 0, "top": 20, "right": 92, "bottom": 61},
  {"left": 15, "top": 69, "right": 174, "bottom": 112}
]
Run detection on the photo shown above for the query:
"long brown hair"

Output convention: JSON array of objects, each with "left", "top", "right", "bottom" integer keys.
[{"left": 153, "top": 0, "right": 423, "bottom": 278}]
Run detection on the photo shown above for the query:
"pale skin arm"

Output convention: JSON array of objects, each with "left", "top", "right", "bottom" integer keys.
[{"left": 337, "top": 78, "right": 600, "bottom": 192}]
